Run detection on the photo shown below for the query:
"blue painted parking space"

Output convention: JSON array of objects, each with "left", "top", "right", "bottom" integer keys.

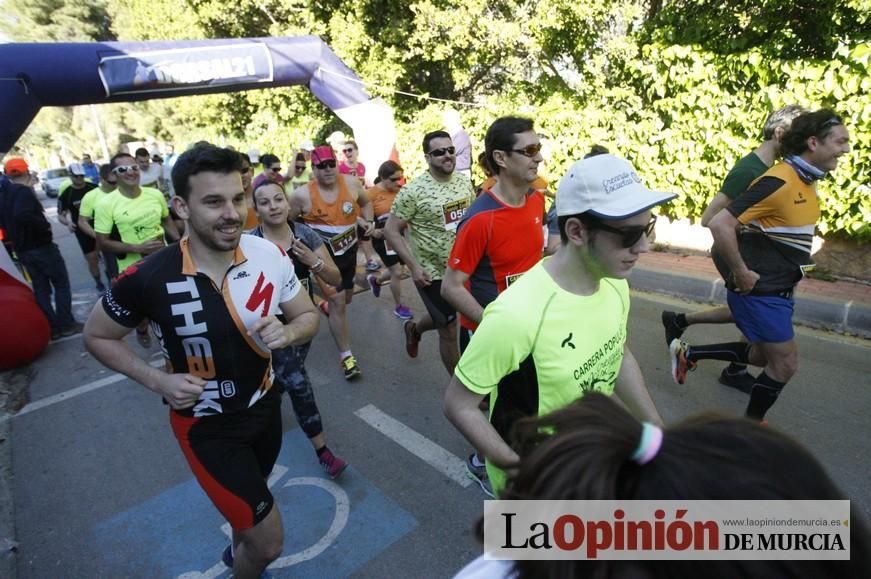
[{"left": 94, "top": 428, "right": 417, "bottom": 578}]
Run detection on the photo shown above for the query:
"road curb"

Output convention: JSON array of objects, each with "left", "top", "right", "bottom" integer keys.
[{"left": 630, "top": 266, "right": 871, "bottom": 339}]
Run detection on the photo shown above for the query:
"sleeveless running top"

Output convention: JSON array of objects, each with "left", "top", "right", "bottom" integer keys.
[{"left": 302, "top": 177, "right": 360, "bottom": 255}]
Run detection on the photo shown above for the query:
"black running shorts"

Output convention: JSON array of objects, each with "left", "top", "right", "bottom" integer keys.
[
  {"left": 169, "top": 387, "right": 282, "bottom": 531},
  {"left": 329, "top": 246, "right": 359, "bottom": 291},
  {"left": 416, "top": 280, "right": 456, "bottom": 328}
]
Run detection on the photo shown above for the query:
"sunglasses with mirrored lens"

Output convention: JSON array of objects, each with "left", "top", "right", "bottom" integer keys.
[
  {"left": 589, "top": 216, "right": 657, "bottom": 248},
  {"left": 510, "top": 143, "right": 543, "bottom": 157},
  {"left": 112, "top": 165, "right": 140, "bottom": 174},
  {"left": 428, "top": 146, "right": 456, "bottom": 157},
  {"left": 315, "top": 160, "right": 337, "bottom": 170}
]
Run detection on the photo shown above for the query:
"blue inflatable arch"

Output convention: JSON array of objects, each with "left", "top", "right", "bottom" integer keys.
[{"left": 0, "top": 36, "right": 397, "bottom": 170}]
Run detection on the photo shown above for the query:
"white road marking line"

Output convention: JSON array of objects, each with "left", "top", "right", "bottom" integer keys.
[
  {"left": 2, "top": 357, "right": 164, "bottom": 422},
  {"left": 354, "top": 404, "right": 471, "bottom": 488}
]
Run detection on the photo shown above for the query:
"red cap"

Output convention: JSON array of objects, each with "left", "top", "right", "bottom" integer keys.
[
  {"left": 4, "top": 158, "right": 29, "bottom": 177},
  {"left": 310, "top": 145, "right": 336, "bottom": 165}
]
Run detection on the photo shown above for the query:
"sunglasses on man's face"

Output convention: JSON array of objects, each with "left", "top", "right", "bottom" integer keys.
[
  {"left": 295, "top": 165, "right": 306, "bottom": 172},
  {"left": 509, "top": 143, "right": 543, "bottom": 158},
  {"left": 315, "top": 160, "right": 337, "bottom": 170},
  {"left": 588, "top": 216, "right": 657, "bottom": 248},
  {"left": 112, "top": 165, "right": 140, "bottom": 174},
  {"left": 428, "top": 146, "right": 455, "bottom": 157}
]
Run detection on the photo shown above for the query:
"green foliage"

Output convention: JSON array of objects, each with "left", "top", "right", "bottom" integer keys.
[{"left": 4, "top": 0, "right": 870, "bottom": 240}]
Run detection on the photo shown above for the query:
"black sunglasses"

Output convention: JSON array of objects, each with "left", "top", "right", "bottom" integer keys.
[
  {"left": 388, "top": 176, "right": 402, "bottom": 182},
  {"left": 343, "top": 148, "right": 355, "bottom": 154},
  {"left": 269, "top": 166, "right": 282, "bottom": 172},
  {"left": 588, "top": 215, "right": 657, "bottom": 248},
  {"left": 428, "top": 146, "right": 455, "bottom": 157},
  {"left": 509, "top": 143, "right": 543, "bottom": 157},
  {"left": 820, "top": 116, "right": 843, "bottom": 130},
  {"left": 315, "top": 160, "right": 337, "bottom": 170}
]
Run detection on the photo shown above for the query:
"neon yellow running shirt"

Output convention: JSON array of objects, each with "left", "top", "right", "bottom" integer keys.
[
  {"left": 94, "top": 187, "right": 168, "bottom": 269},
  {"left": 455, "top": 259, "right": 630, "bottom": 493}
]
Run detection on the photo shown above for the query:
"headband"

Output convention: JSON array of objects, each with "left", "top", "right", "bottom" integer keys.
[{"left": 631, "top": 422, "right": 663, "bottom": 465}]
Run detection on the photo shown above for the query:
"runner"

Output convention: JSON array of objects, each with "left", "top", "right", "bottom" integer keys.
[
  {"left": 661, "top": 104, "right": 805, "bottom": 393},
  {"left": 339, "top": 140, "right": 379, "bottom": 271},
  {"left": 57, "top": 162, "right": 104, "bottom": 293},
  {"left": 83, "top": 144, "right": 320, "bottom": 579},
  {"left": 289, "top": 145, "right": 374, "bottom": 380},
  {"left": 76, "top": 163, "right": 119, "bottom": 283},
  {"left": 249, "top": 180, "right": 349, "bottom": 478},
  {"left": 444, "top": 153, "right": 669, "bottom": 496},
  {"left": 384, "top": 130, "right": 474, "bottom": 376},
  {"left": 441, "top": 116, "right": 546, "bottom": 496},
  {"left": 94, "top": 152, "right": 180, "bottom": 347},
  {"left": 239, "top": 152, "right": 259, "bottom": 229},
  {"left": 669, "top": 110, "right": 851, "bottom": 423},
  {"left": 365, "top": 161, "right": 413, "bottom": 320}
]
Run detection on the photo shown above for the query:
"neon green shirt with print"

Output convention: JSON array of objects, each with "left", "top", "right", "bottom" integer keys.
[
  {"left": 94, "top": 187, "right": 168, "bottom": 269},
  {"left": 455, "top": 259, "right": 630, "bottom": 493},
  {"left": 389, "top": 171, "right": 474, "bottom": 280},
  {"left": 78, "top": 187, "right": 114, "bottom": 221}
]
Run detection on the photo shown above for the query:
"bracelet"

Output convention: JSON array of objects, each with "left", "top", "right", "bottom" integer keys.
[{"left": 310, "top": 258, "right": 324, "bottom": 273}]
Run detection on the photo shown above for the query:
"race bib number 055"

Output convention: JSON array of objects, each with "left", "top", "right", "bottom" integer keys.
[{"left": 442, "top": 198, "right": 470, "bottom": 232}]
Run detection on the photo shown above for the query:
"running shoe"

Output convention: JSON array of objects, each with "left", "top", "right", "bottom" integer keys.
[
  {"left": 317, "top": 300, "right": 330, "bottom": 317},
  {"left": 668, "top": 339, "right": 696, "bottom": 385},
  {"left": 222, "top": 546, "right": 272, "bottom": 579},
  {"left": 60, "top": 322, "right": 85, "bottom": 337},
  {"left": 367, "top": 274, "right": 381, "bottom": 298},
  {"left": 342, "top": 355, "right": 362, "bottom": 380},
  {"left": 465, "top": 454, "right": 494, "bottom": 498},
  {"left": 404, "top": 320, "right": 420, "bottom": 358},
  {"left": 318, "top": 448, "right": 349, "bottom": 479},
  {"left": 365, "top": 259, "right": 380, "bottom": 271},
  {"left": 719, "top": 367, "right": 755, "bottom": 394},
  {"left": 393, "top": 304, "right": 413, "bottom": 320},
  {"left": 661, "top": 310, "right": 685, "bottom": 347}
]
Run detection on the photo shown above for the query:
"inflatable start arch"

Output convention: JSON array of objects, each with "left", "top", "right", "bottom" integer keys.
[{"left": 0, "top": 35, "right": 398, "bottom": 172}]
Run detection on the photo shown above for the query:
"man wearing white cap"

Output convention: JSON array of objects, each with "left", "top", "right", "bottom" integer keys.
[
  {"left": 58, "top": 163, "right": 105, "bottom": 294},
  {"left": 444, "top": 153, "right": 670, "bottom": 496}
]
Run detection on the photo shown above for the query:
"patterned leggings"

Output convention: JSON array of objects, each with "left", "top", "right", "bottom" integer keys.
[{"left": 271, "top": 341, "right": 323, "bottom": 439}]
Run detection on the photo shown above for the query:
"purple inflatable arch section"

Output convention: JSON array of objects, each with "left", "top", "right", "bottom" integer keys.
[{"left": 0, "top": 36, "right": 396, "bottom": 167}]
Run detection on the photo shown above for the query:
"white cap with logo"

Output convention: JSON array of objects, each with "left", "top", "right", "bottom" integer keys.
[
  {"left": 68, "top": 163, "right": 86, "bottom": 176},
  {"left": 556, "top": 154, "right": 676, "bottom": 219}
]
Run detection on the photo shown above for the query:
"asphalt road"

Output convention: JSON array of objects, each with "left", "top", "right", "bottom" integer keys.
[{"left": 6, "top": 197, "right": 871, "bottom": 578}]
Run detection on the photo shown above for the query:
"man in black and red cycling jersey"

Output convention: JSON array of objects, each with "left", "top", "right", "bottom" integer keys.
[{"left": 83, "top": 144, "right": 319, "bottom": 579}]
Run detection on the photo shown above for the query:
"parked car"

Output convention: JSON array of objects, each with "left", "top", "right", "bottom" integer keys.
[{"left": 38, "top": 167, "right": 70, "bottom": 198}]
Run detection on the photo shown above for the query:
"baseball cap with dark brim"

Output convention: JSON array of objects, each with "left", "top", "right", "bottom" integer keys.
[
  {"left": 311, "top": 145, "right": 336, "bottom": 165},
  {"left": 4, "top": 158, "right": 29, "bottom": 177},
  {"left": 556, "top": 154, "right": 676, "bottom": 219}
]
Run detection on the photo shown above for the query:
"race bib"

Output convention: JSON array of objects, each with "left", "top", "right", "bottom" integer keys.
[
  {"left": 442, "top": 198, "right": 471, "bottom": 232},
  {"left": 328, "top": 227, "right": 358, "bottom": 256},
  {"left": 505, "top": 272, "right": 525, "bottom": 288},
  {"left": 384, "top": 236, "right": 397, "bottom": 256}
]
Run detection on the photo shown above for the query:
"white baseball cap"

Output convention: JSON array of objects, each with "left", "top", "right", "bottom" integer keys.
[
  {"left": 68, "top": 163, "right": 86, "bottom": 176},
  {"left": 247, "top": 148, "right": 260, "bottom": 163},
  {"left": 299, "top": 139, "right": 314, "bottom": 151},
  {"left": 556, "top": 154, "right": 676, "bottom": 219}
]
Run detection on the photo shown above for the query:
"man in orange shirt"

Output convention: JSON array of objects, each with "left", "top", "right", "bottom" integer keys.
[{"left": 289, "top": 146, "right": 374, "bottom": 380}]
